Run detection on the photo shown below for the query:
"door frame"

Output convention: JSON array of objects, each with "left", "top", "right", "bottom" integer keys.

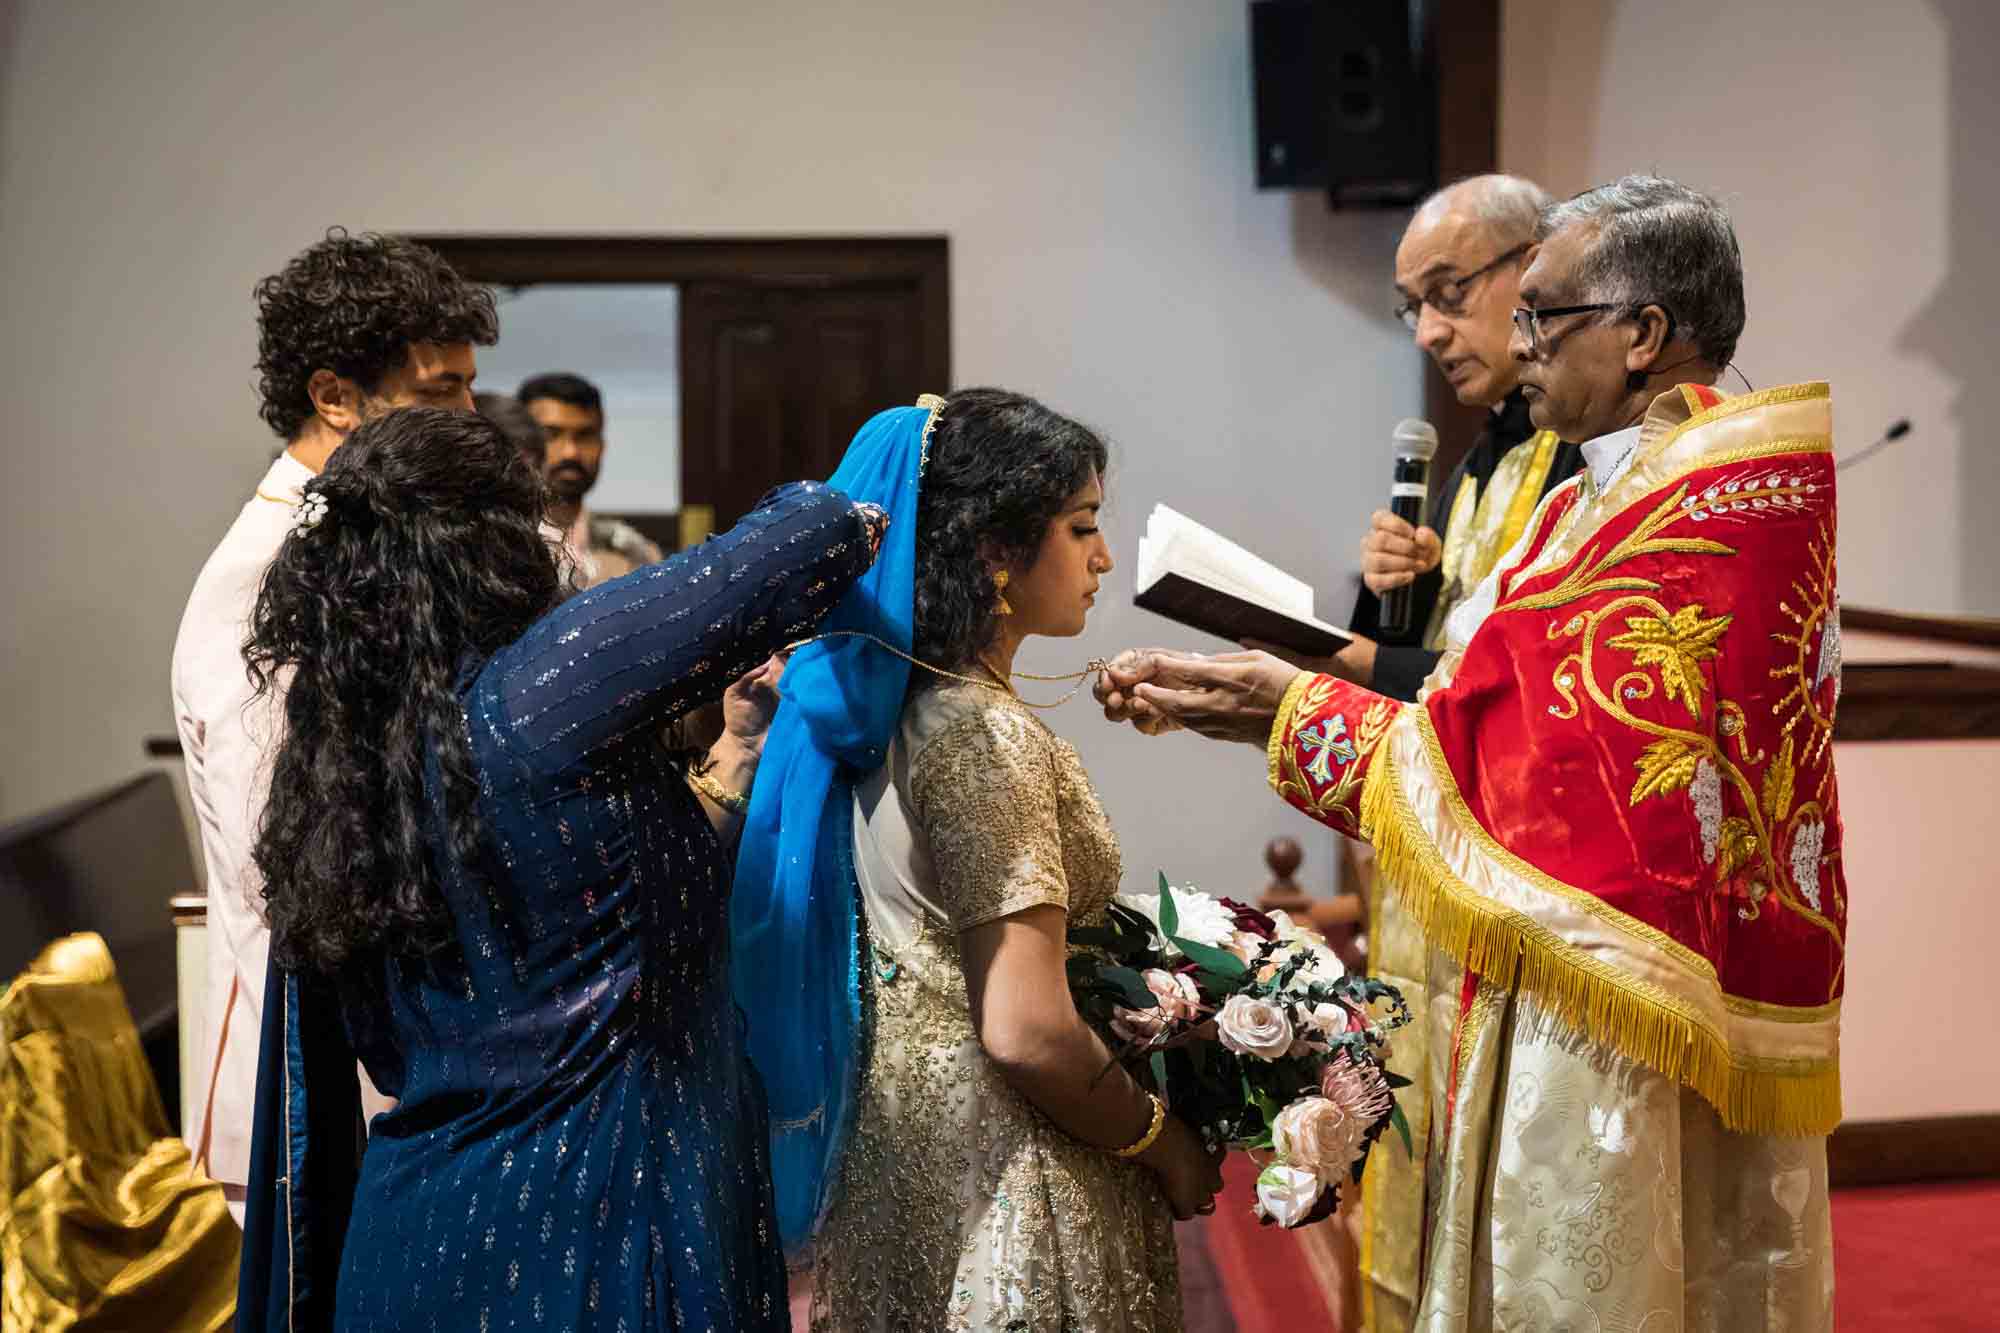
[{"left": 403, "top": 234, "right": 951, "bottom": 393}]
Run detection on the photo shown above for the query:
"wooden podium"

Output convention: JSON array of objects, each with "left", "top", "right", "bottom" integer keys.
[{"left": 1834, "top": 606, "right": 2000, "bottom": 741}]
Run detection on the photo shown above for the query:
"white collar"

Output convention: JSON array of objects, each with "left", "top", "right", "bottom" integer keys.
[
  {"left": 263, "top": 449, "right": 315, "bottom": 495},
  {"left": 1580, "top": 423, "right": 1644, "bottom": 491}
]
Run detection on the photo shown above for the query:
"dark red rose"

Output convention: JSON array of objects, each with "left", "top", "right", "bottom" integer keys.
[{"left": 1219, "top": 896, "right": 1276, "bottom": 940}]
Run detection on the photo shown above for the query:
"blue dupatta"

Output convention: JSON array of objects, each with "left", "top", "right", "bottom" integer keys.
[{"left": 730, "top": 398, "right": 936, "bottom": 1254}]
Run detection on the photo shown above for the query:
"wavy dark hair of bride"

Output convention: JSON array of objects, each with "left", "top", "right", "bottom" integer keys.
[
  {"left": 246, "top": 406, "right": 561, "bottom": 975},
  {"left": 913, "top": 387, "right": 1110, "bottom": 670}
]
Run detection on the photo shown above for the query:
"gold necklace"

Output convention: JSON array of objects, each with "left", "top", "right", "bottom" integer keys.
[
  {"left": 255, "top": 488, "right": 301, "bottom": 507},
  {"left": 785, "top": 630, "right": 1106, "bottom": 710}
]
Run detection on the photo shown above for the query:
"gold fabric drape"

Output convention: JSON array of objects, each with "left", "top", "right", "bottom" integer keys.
[
  {"left": 1422, "top": 430, "right": 1563, "bottom": 651},
  {"left": 2, "top": 934, "right": 237, "bottom": 1331}
]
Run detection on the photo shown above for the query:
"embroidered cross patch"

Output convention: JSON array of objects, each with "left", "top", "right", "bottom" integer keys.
[{"left": 1299, "top": 714, "right": 1358, "bottom": 784}]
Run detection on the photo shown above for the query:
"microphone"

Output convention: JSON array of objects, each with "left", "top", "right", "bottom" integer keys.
[
  {"left": 1837, "top": 418, "right": 1912, "bottom": 472},
  {"left": 1379, "top": 418, "right": 1439, "bottom": 637}
]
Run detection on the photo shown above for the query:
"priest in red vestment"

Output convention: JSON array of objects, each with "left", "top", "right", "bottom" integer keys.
[{"left": 1102, "top": 176, "right": 1839, "bottom": 1330}]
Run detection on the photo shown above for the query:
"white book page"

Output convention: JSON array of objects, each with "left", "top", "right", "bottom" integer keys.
[{"left": 1136, "top": 505, "right": 1316, "bottom": 620}]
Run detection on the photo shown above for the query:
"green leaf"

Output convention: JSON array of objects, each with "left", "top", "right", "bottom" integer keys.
[
  {"left": 1098, "top": 965, "right": 1158, "bottom": 1009},
  {"left": 1389, "top": 1102, "right": 1413, "bottom": 1157},
  {"left": 1383, "top": 1070, "right": 1413, "bottom": 1091},
  {"left": 1156, "top": 872, "right": 1180, "bottom": 939},
  {"left": 1149, "top": 1051, "right": 1169, "bottom": 1095},
  {"left": 1171, "top": 934, "right": 1248, "bottom": 981}
]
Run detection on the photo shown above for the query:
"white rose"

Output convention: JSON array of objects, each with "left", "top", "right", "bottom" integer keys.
[
  {"left": 1114, "top": 886, "right": 1238, "bottom": 950},
  {"left": 1215, "top": 994, "right": 1294, "bottom": 1060},
  {"left": 1254, "top": 1161, "right": 1323, "bottom": 1227},
  {"left": 1297, "top": 1001, "right": 1356, "bottom": 1046},
  {"left": 1272, "top": 1095, "right": 1367, "bottom": 1183},
  {"left": 1288, "top": 937, "right": 1346, "bottom": 983}
]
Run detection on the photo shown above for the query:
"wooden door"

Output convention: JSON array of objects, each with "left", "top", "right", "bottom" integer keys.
[{"left": 680, "top": 282, "right": 929, "bottom": 533}]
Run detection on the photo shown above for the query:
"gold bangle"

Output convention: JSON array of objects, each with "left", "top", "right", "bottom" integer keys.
[
  {"left": 687, "top": 766, "right": 749, "bottom": 815},
  {"left": 1113, "top": 1092, "right": 1166, "bottom": 1158}
]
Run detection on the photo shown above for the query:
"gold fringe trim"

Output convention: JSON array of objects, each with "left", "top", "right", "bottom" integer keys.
[
  {"left": 1266, "top": 670, "right": 1312, "bottom": 790},
  {"left": 1359, "top": 738, "right": 1842, "bottom": 1138}
]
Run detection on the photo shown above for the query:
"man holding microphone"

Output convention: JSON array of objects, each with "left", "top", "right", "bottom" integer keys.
[
  {"left": 1250, "top": 174, "right": 1581, "bottom": 1332},
  {"left": 1310, "top": 174, "right": 1583, "bottom": 702}
]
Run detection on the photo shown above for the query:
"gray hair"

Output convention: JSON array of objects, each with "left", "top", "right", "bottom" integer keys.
[
  {"left": 1415, "top": 173, "right": 1553, "bottom": 248},
  {"left": 1537, "top": 175, "right": 1745, "bottom": 367}
]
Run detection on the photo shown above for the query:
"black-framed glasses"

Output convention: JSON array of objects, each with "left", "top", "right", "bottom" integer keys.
[
  {"left": 1511, "top": 301, "right": 1676, "bottom": 358},
  {"left": 1394, "top": 243, "right": 1530, "bottom": 329}
]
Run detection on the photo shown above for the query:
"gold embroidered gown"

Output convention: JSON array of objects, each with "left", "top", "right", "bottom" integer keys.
[{"left": 810, "top": 682, "right": 1182, "bottom": 1332}]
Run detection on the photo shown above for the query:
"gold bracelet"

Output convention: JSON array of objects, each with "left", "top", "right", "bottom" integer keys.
[
  {"left": 687, "top": 766, "right": 749, "bottom": 815},
  {"left": 1113, "top": 1092, "right": 1166, "bottom": 1158}
]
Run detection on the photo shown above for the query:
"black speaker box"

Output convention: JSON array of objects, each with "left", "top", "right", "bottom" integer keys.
[{"left": 1251, "top": 0, "right": 1438, "bottom": 207}]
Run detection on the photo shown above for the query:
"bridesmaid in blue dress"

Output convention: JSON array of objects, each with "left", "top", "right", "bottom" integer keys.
[{"left": 232, "top": 406, "right": 883, "bottom": 1332}]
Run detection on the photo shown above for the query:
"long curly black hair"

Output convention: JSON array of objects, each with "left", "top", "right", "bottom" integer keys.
[
  {"left": 254, "top": 229, "right": 500, "bottom": 440},
  {"left": 913, "top": 388, "right": 1110, "bottom": 670},
  {"left": 246, "top": 407, "right": 561, "bottom": 975}
]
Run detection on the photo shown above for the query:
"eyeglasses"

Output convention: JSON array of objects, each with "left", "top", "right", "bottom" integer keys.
[
  {"left": 1510, "top": 302, "right": 1676, "bottom": 358},
  {"left": 1394, "top": 243, "right": 1530, "bottom": 329}
]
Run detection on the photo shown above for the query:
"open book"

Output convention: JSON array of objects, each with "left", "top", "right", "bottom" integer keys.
[{"left": 1134, "top": 505, "right": 1353, "bottom": 657}]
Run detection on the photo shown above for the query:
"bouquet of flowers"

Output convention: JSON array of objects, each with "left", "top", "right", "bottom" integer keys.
[{"left": 1067, "top": 875, "right": 1411, "bottom": 1227}]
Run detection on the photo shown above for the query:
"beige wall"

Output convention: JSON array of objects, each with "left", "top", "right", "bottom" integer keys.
[
  {"left": 1503, "top": 0, "right": 2000, "bottom": 1120},
  {"left": 1503, "top": 0, "right": 2000, "bottom": 619},
  {"left": 0, "top": 0, "right": 1416, "bottom": 899}
]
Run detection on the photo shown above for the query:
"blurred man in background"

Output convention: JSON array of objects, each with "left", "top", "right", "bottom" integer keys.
[{"left": 518, "top": 371, "right": 663, "bottom": 585}]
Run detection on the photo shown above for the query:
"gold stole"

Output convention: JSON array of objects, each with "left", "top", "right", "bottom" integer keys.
[{"left": 1422, "top": 431, "right": 1561, "bottom": 650}]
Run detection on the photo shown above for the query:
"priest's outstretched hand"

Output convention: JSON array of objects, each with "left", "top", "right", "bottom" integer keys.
[{"left": 1095, "top": 649, "right": 1302, "bottom": 746}]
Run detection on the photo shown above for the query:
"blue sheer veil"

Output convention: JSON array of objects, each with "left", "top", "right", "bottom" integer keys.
[{"left": 730, "top": 398, "right": 937, "bottom": 1255}]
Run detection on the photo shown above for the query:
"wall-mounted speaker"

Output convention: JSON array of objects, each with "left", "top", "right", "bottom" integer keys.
[{"left": 1251, "top": 1, "right": 1439, "bottom": 208}]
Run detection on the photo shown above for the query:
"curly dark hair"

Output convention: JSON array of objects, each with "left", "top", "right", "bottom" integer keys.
[
  {"left": 253, "top": 229, "right": 500, "bottom": 441},
  {"left": 246, "top": 407, "right": 561, "bottom": 975},
  {"left": 912, "top": 387, "right": 1110, "bottom": 670}
]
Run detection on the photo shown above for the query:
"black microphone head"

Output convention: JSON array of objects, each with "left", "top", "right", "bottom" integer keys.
[
  {"left": 1392, "top": 419, "right": 1439, "bottom": 462},
  {"left": 1886, "top": 418, "right": 1911, "bottom": 441}
]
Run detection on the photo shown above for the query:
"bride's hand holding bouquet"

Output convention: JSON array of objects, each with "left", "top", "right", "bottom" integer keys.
[{"left": 1068, "top": 876, "right": 1411, "bottom": 1227}]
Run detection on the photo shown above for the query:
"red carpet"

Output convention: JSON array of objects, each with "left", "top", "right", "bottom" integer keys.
[
  {"left": 1194, "top": 1168, "right": 2000, "bottom": 1331},
  {"left": 1196, "top": 1153, "right": 1346, "bottom": 1331},
  {"left": 1833, "top": 1180, "right": 2000, "bottom": 1331}
]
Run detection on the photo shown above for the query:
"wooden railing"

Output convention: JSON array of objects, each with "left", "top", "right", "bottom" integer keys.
[{"left": 1256, "top": 837, "right": 1368, "bottom": 974}]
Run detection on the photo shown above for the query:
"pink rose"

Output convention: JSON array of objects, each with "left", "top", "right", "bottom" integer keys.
[
  {"left": 1110, "top": 1004, "right": 1167, "bottom": 1045},
  {"left": 1215, "top": 994, "right": 1294, "bottom": 1060},
  {"left": 1112, "top": 969, "right": 1203, "bottom": 1045},
  {"left": 1273, "top": 1095, "right": 1367, "bottom": 1183},
  {"left": 1144, "top": 968, "right": 1203, "bottom": 1023}
]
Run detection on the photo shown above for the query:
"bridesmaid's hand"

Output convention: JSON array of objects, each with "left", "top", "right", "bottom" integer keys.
[
  {"left": 721, "top": 654, "right": 787, "bottom": 759},
  {"left": 853, "top": 502, "right": 890, "bottom": 561}
]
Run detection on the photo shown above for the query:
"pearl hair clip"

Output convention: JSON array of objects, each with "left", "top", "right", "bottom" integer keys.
[{"left": 293, "top": 486, "right": 331, "bottom": 535}]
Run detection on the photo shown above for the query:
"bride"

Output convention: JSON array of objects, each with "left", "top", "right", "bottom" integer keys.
[{"left": 732, "top": 389, "right": 1224, "bottom": 1331}]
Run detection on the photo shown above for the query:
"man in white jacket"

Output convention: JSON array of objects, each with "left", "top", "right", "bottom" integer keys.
[{"left": 170, "top": 229, "right": 497, "bottom": 1224}]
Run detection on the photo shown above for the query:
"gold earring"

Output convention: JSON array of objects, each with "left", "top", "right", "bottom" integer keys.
[{"left": 993, "top": 569, "right": 1014, "bottom": 616}]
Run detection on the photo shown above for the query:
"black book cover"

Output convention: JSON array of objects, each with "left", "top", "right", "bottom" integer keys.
[{"left": 1134, "top": 572, "right": 1351, "bottom": 657}]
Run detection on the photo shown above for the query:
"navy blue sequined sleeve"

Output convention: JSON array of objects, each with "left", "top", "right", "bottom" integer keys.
[{"left": 490, "top": 482, "right": 874, "bottom": 769}]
